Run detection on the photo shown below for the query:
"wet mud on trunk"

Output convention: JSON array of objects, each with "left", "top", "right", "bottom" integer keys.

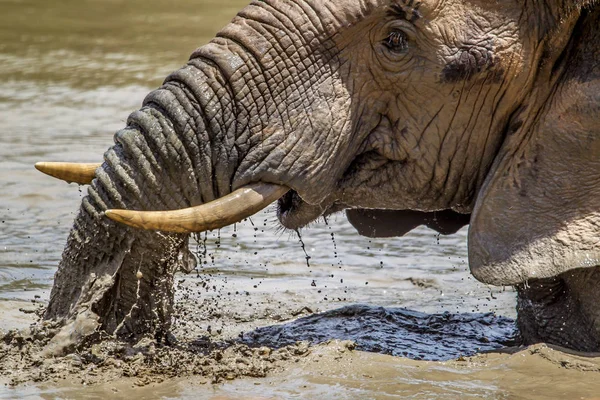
[{"left": 42, "top": 228, "right": 193, "bottom": 355}]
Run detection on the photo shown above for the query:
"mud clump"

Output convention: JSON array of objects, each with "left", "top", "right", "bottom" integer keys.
[{"left": 0, "top": 320, "right": 311, "bottom": 387}]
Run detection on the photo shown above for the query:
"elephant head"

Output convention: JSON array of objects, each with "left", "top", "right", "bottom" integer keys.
[{"left": 38, "top": 0, "right": 600, "bottom": 352}]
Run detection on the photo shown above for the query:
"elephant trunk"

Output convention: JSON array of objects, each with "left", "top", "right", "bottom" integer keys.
[
  {"left": 42, "top": 2, "right": 355, "bottom": 352},
  {"left": 43, "top": 56, "right": 255, "bottom": 350}
]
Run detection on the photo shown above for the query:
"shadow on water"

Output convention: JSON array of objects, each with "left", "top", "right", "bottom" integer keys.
[{"left": 238, "top": 304, "right": 518, "bottom": 361}]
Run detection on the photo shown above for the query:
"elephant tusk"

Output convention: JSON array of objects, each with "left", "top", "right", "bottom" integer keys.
[
  {"left": 104, "top": 183, "right": 289, "bottom": 233},
  {"left": 35, "top": 162, "right": 101, "bottom": 184}
]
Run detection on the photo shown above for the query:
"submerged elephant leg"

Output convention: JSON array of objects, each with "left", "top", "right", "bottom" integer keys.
[{"left": 516, "top": 267, "right": 600, "bottom": 351}]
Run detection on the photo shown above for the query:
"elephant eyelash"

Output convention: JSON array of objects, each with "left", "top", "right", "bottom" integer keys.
[{"left": 384, "top": 31, "right": 409, "bottom": 53}]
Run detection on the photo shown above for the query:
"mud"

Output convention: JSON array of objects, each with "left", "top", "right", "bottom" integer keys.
[
  {"left": 3, "top": 306, "right": 600, "bottom": 400},
  {"left": 0, "top": 320, "right": 310, "bottom": 388},
  {"left": 240, "top": 304, "right": 517, "bottom": 360},
  {"left": 0, "top": 284, "right": 318, "bottom": 389},
  {"left": 1, "top": 293, "right": 513, "bottom": 388},
  {"left": 3, "top": 286, "right": 600, "bottom": 400}
]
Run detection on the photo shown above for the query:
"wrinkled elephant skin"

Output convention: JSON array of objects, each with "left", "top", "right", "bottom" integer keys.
[{"left": 40, "top": 0, "right": 600, "bottom": 353}]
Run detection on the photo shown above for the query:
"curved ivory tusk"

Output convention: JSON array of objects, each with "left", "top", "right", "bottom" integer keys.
[
  {"left": 35, "top": 162, "right": 101, "bottom": 184},
  {"left": 105, "top": 183, "right": 289, "bottom": 233}
]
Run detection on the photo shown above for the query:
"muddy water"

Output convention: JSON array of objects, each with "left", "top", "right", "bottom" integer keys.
[{"left": 1, "top": 0, "right": 599, "bottom": 398}]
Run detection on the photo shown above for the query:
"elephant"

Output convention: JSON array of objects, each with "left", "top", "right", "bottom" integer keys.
[{"left": 36, "top": 0, "right": 600, "bottom": 353}]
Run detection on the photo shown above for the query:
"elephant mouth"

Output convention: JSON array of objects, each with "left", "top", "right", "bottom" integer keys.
[{"left": 276, "top": 189, "right": 329, "bottom": 230}]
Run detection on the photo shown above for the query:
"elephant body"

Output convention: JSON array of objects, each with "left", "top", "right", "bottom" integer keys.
[{"left": 43, "top": 0, "right": 600, "bottom": 352}]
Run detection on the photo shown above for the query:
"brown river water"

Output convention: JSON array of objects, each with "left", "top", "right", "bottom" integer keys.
[{"left": 1, "top": 0, "right": 600, "bottom": 398}]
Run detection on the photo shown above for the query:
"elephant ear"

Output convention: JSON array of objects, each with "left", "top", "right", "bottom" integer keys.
[
  {"left": 346, "top": 209, "right": 469, "bottom": 238},
  {"left": 468, "top": 9, "right": 600, "bottom": 285}
]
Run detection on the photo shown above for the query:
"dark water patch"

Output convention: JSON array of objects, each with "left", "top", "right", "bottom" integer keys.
[{"left": 240, "top": 304, "right": 517, "bottom": 361}]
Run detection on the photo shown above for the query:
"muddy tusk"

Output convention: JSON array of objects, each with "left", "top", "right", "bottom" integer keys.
[
  {"left": 35, "top": 162, "right": 101, "bottom": 184},
  {"left": 105, "top": 183, "right": 289, "bottom": 233}
]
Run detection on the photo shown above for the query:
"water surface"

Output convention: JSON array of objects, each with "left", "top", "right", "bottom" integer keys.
[{"left": 0, "top": 0, "right": 558, "bottom": 398}]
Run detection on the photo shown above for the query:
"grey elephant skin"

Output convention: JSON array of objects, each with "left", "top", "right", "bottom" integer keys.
[{"left": 40, "top": 0, "right": 600, "bottom": 353}]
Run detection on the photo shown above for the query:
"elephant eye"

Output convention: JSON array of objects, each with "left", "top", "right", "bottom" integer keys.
[{"left": 384, "top": 30, "right": 408, "bottom": 53}]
